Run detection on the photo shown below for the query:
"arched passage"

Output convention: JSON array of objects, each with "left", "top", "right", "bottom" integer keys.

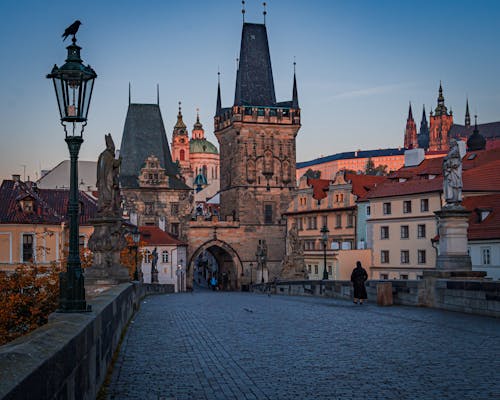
[{"left": 188, "top": 239, "right": 243, "bottom": 291}]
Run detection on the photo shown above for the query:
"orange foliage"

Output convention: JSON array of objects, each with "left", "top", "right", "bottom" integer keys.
[
  {"left": 0, "top": 263, "right": 62, "bottom": 346},
  {"left": 119, "top": 236, "right": 145, "bottom": 280}
]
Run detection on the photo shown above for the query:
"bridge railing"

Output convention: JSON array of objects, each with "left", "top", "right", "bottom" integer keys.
[
  {"left": 251, "top": 278, "right": 500, "bottom": 318},
  {"left": 0, "top": 282, "right": 174, "bottom": 400}
]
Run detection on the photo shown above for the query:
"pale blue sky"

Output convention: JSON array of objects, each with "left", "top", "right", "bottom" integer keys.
[{"left": 1, "top": 0, "right": 499, "bottom": 181}]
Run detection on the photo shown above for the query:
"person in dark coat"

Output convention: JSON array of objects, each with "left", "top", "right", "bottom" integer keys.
[{"left": 350, "top": 261, "right": 368, "bottom": 304}]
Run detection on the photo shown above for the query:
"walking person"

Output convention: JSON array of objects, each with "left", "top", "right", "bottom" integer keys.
[
  {"left": 350, "top": 261, "right": 368, "bottom": 304},
  {"left": 210, "top": 276, "right": 217, "bottom": 291}
]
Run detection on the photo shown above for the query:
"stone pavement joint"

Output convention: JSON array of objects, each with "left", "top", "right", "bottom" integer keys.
[{"left": 107, "top": 291, "right": 500, "bottom": 399}]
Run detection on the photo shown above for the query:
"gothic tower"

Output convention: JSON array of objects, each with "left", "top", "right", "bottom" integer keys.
[
  {"left": 214, "top": 21, "right": 301, "bottom": 273},
  {"left": 404, "top": 103, "right": 417, "bottom": 149},
  {"left": 417, "top": 105, "right": 430, "bottom": 150},
  {"left": 171, "top": 103, "right": 191, "bottom": 176},
  {"left": 429, "top": 82, "right": 454, "bottom": 151}
]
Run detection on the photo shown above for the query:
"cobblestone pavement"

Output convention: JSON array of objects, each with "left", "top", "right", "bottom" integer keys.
[{"left": 107, "top": 290, "right": 500, "bottom": 400}]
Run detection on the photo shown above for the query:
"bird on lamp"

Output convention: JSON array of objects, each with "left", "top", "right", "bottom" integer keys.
[{"left": 62, "top": 20, "right": 82, "bottom": 41}]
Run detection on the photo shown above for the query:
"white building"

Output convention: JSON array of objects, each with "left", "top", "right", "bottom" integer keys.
[{"left": 139, "top": 226, "right": 187, "bottom": 291}]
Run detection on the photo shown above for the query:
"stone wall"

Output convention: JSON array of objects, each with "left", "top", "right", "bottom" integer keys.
[
  {"left": 0, "top": 282, "right": 174, "bottom": 400},
  {"left": 252, "top": 279, "right": 500, "bottom": 318}
]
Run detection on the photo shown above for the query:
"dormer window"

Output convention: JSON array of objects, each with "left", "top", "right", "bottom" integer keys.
[{"left": 22, "top": 200, "right": 34, "bottom": 213}]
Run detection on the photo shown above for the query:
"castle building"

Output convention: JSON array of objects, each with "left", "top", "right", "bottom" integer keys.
[
  {"left": 186, "top": 19, "right": 300, "bottom": 289},
  {"left": 119, "top": 99, "right": 193, "bottom": 241},
  {"left": 408, "top": 84, "right": 499, "bottom": 152}
]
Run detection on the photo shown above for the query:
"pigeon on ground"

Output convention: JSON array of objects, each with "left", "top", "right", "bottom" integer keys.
[{"left": 62, "top": 20, "right": 82, "bottom": 41}]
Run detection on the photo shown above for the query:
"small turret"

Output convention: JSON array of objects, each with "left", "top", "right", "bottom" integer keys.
[
  {"left": 467, "top": 115, "right": 486, "bottom": 151},
  {"left": 292, "top": 61, "right": 299, "bottom": 109}
]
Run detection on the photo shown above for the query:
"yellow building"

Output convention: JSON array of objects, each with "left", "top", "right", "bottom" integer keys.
[
  {"left": 285, "top": 172, "right": 385, "bottom": 279},
  {"left": 0, "top": 177, "right": 96, "bottom": 270}
]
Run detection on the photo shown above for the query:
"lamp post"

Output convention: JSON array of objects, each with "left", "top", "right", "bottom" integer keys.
[
  {"left": 132, "top": 226, "right": 141, "bottom": 281},
  {"left": 47, "top": 27, "right": 96, "bottom": 312},
  {"left": 321, "top": 225, "right": 329, "bottom": 280}
]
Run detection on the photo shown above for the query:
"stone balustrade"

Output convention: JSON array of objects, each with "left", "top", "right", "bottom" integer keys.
[
  {"left": 0, "top": 282, "right": 174, "bottom": 400},
  {"left": 252, "top": 278, "right": 500, "bottom": 318}
]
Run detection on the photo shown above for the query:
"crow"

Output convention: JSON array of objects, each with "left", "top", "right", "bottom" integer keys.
[{"left": 62, "top": 20, "right": 82, "bottom": 41}]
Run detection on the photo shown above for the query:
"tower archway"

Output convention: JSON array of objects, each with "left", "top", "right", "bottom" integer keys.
[{"left": 188, "top": 239, "right": 243, "bottom": 291}]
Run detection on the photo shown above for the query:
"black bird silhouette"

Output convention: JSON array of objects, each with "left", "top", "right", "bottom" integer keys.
[{"left": 62, "top": 20, "right": 82, "bottom": 41}]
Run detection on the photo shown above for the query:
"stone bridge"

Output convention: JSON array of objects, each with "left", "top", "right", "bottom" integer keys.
[{"left": 1, "top": 280, "right": 499, "bottom": 399}]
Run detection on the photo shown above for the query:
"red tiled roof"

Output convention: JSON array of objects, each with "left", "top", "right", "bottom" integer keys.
[
  {"left": 464, "top": 194, "right": 500, "bottom": 240},
  {"left": 139, "top": 226, "right": 187, "bottom": 246},
  {"left": 0, "top": 180, "right": 97, "bottom": 225},
  {"left": 307, "top": 178, "right": 330, "bottom": 200},
  {"left": 369, "top": 149, "right": 500, "bottom": 199},
  {"left": 346, "top": 173, "right": 387, "bottom": 199}
]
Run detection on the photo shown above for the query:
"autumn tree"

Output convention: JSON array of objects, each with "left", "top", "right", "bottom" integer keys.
[{"left": 0, "top": 263, "right": 62, "bottom": 345}]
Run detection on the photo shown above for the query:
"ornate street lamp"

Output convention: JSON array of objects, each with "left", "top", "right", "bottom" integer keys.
[
  {"left": 321, "top": 225, "right": 329, "bottom": 280},
  {"left": 47, "top": 26, "right": 97, "bottom": 312},
  {"left": 132, "top": 226, "right": 141, "bottom": 281}
]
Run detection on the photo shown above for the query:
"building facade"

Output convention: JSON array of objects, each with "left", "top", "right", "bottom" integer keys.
[
  {"left": 119, "top": 101, "right": 193, "bottom": 240},
  {"left": 0, "top": 177, "right": 96, "bottom": 270}
]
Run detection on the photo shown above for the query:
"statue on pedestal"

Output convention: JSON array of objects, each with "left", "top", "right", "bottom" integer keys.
[
  {"left": 96, "top": 134, "right": 121, "bottom": 217},
  {"left": 280, "top": 223, "right": 307, "bottom": 280},
  {"left": 86, "top": 134, "right": 130, "bottom": 288},
  {"left": 443, "top": 139, "right": 463, "bottom": 207}
]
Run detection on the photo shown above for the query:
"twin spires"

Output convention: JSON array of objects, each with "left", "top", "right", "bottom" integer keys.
[{"left": 216, "top": 19, "right": 299, "bottom": 114}]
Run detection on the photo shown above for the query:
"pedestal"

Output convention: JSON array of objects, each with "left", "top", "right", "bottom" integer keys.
[
  {"left": 85, "top": 216, "right": 130, "bottom": 292},
  {"left": 434, "top": 206, "right": 472, "bottom": 271}
]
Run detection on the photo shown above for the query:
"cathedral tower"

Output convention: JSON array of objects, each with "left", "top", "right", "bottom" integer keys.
[
  {"left": 404, "top": 103, "right": 417, "bottom": 149},
  {"left": 429, "top": 82, "right": 454, "bottom": 151}
]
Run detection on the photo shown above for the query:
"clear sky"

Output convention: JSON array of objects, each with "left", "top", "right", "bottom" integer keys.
[{"left": 1, "top": 0, "right": 499, "bottom": 181}]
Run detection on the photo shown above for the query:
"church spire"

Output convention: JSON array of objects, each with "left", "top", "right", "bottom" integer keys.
[
  {"left": 465, "top": 98, "right": 471, "bottom": 127},
  {"left": 174, "top": 101, "right": 187, "bottom": 130},
  {"left": 292, "top": 60, "right": 299, "bottom": 109},
  {"left": 434, "top": 81, "right": 448, "bottom": 116},
  {"left": 467, "top": 114, "right": 486, "bottom": 151},
  {"left": 216, "top": 71, "right": 222, "bottom": 116},
  {"left": 408, "top": 101, "right": 414, "bottom": 120},
  {"left": 404, "top": 102, "right": 417, "bottom": 149},
  {"left": 418, "top": 105, "right": 430, "bottom": 150}
]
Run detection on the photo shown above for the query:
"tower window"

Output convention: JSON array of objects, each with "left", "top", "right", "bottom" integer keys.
[{"left": 264, "top": 204, "right": 274, "bottom": 224}]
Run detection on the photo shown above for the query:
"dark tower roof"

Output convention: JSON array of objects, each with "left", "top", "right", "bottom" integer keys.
[
  {"left": 467, "top": 115, "right": 486, "bottom": 151},
  {"left": 216, "top": 72, "right": 222, "bottom": 115},
  {"left": 292, "top": 63, "right": 299, "bottom": 109},
  {"left": 119, "top": 103, "right": 189, "bottom": 189},
  {"left": 465, "top": 98, "right": 471, "bottom": 127},
  {"left": 418, "top": 105, "right": 430, "bottom": 150},
  {"left": 234, "top": 23, "right": 276, "bottom": 107},
  {"left": 407, "top": 102, "right": 414, "bottom": 120}
]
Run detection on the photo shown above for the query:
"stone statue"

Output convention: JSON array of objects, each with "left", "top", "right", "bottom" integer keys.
[
  {"left": 288, "top": 223, "right": 303, "bottom": 257},
  {"left": 96, "top": 134, "right": 121, "bottom": 217},
  {"left": 151, "top": 247, "right": 158, "bottom": 273},
  {"left": 443, "top": 139, "right": 463, "bottom": 206}
]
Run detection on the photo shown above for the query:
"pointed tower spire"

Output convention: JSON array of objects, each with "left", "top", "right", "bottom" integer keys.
[
  {"left": 404, "top": 101, "right": 417, "bottom": 149},
  {"left": 465, "top": 98, "right": 471, "bottom": 127},
  {"left": 435, "top": 81, "right": 448, "bottom": 116},
  {"left": 292, "top": 59, "right": 299, "bottom": 109},
  {"left": 242, "top": 0, "right": 245, "bottom": 22},
  {"left": 418, "top": 104, "right": 430, "bottom": 150},
  {"left": 234, "top": 21, "right": 276, "bottom": 106},
  {"left": 128, "top": 82, "right": 131, "bottom": 105},
  {"left": 175, "top": 101, "right": 186, "bottom": 130},
  {"left": 157, "top": 84, "right": 160, "bottom": 105},
  {"left": 408, "top": 102, "right": 414, "bottom": 120},
  {"left": 216, "top": 70, "right": 222, "bottom": 115}
]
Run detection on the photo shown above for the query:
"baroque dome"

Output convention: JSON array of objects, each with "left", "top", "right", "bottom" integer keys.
[{"left": 190, "top": 138, "right": 218, "bottom": 154}]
